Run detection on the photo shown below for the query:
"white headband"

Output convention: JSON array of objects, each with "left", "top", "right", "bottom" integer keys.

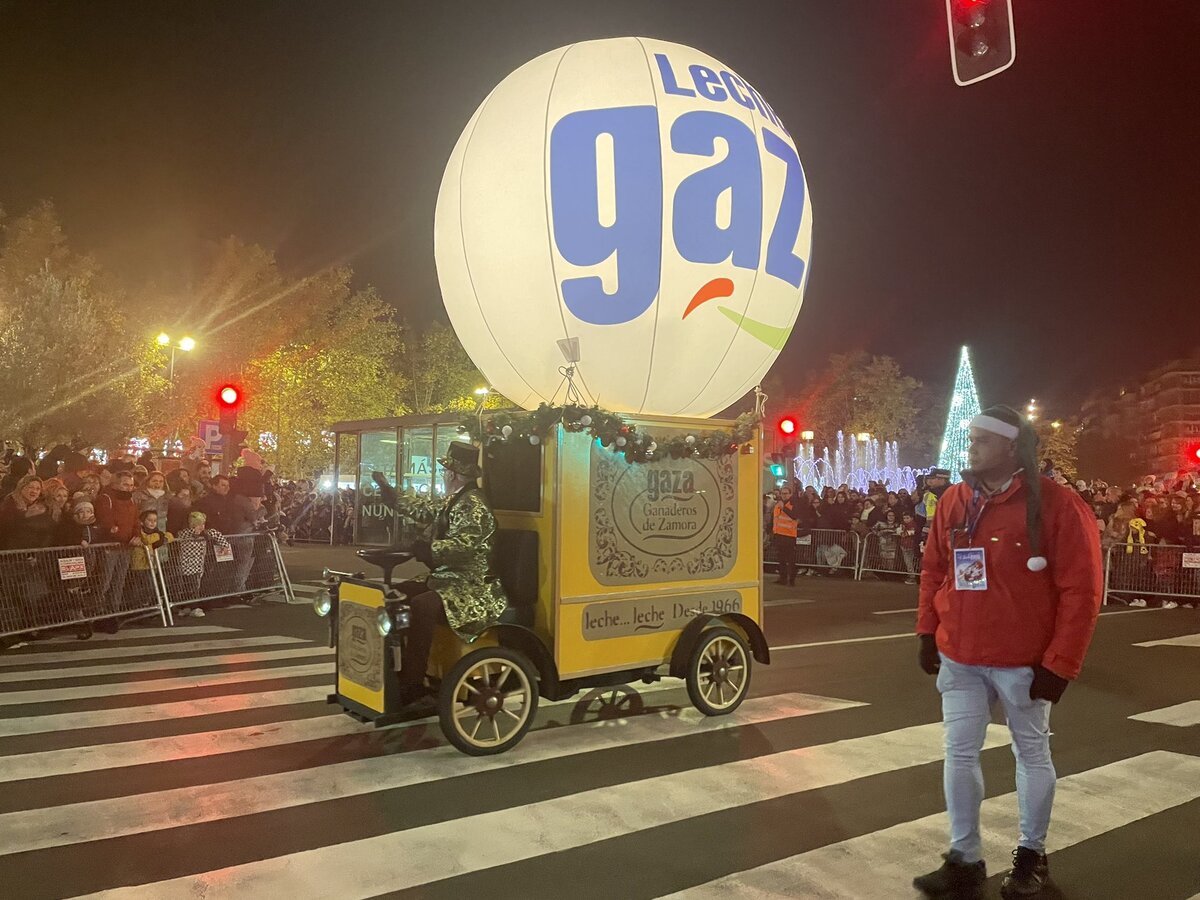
[{"left": 970, "top": 414, "right": 1020, "bottom": 440}]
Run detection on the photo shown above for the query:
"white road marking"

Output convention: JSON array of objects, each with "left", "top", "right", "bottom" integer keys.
[
  {"left": 1099, "top": 607, "right": 1170, "bottom": 616},
  {"left": 0, "top": 635, "right": 316, "bottom": 668},
  {"left": 665, "top": 751, "right": 1200, "bottom": 899},
  {"left": 34, "top": 625, "right": 238, "bottom": 643},
  {"left": 0, "top": 687, "right": 330, "bottom": 737},
  {"left": 0, "top": 663, "right": 331, "bottom": 706},
  {"left": 0, "top": 714, "right": 380, "bottom": 782},
  {"left": 772, "top": 632, "right": 913, "bottom": 651},
  {"left": 81, "top": 718, "right": 1004, "bottom": 900},
  {"left": 0, "top": 647, "right": 334, "bottom": 684},
  {"left": 1129, "top": 701, "right": 1200, "bottom": 727},
  {"left": 0, "top": 680, "right": 699, "bottom": 781},
  {"left": 1135, "top": 633, "right": 1200, "bottom": 648},
  {"left": 872, "top": 608, "right": 917, "bottom": 615},
  {"left": 1, "top": 693, "right": 866, "bottom": 857},
  {"left": 763, "top": 598, "right": 815, "bottom": 607}
]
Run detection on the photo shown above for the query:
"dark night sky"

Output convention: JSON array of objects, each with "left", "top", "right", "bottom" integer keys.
[{"left": 1, "top": 1, "right": 1196, "bottom": 415}]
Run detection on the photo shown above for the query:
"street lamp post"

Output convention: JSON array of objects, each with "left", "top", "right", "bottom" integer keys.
[{"left": 157, "top": 333, "right": 196, "bottom": 452}]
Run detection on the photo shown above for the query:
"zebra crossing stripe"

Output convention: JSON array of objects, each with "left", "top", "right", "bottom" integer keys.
[
  {"left": 1135, "top": 633, "right": 1200, "bottom": 649},
  {"left": 0, "top": 635, "right": 317, "bottom": 668},
  {"left": 0, "top": 692, "right": 863, "bottom": 856},
  {"left": 0, "top": 663, "right": 331, "bottom": 706},
  {"left": 0, "top": 713, "right": 381, "bottom": 782},
  {"left": 1129, "top": 701, "right": 1200, "bottom": 727},
  {"left": 0, "top": 647, "right": 334, "bottom": 684},
  {"left": 76, "top": 718, "right": 1003, "bottom": 899},
  {"left": 32, "top": 625, "right": 238, "bottom": 643},
  {"left": 0, "top": 679, "right": 693, "bottom": 782},
  {"left": 663, "top": 751, "right": 1200, "bottom": 899},
  {"left": 0, "top": 686, "right": 329, "bottom": 738}
]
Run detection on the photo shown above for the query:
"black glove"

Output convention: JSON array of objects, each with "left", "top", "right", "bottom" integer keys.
[
  {"left": 1029, "top": 665, "right": 1069, "bottom": 704},
  {"left": 412, "top": 539, "right": 434, "bottom": 568},
  {"left": 918, "top": 633, "right": 940, "bottom": 675}
]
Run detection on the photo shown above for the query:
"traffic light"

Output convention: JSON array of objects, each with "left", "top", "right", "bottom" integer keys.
[
  {"left": 216, "top": 384, "right": 245, "bottom": 472},
  {"left": 216, "top": 384, "right": 241, "bottom": 431},
  {"left": 945, "top": 0, "right": 1015, "bottom": 87},
  {"left": 778, "top": 416, "right": 797, "bottom": 437}
]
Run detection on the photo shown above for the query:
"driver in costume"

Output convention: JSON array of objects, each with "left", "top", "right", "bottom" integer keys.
[{"left": 372, "top": 441, "right": 508, "bottom": 706}]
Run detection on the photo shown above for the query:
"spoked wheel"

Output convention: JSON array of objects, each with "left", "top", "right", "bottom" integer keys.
[
  {"left": 686, "top": 626, "right": 751, "bottom": 716},
  {"left": 438, "top": 647, "right": 539, "bottom": 756}
]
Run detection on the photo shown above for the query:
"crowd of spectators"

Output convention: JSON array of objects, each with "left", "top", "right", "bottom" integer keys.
[
  {"left": 0, "top": 444, "right": 280, "bottom": 637},
  {"left": 765, "top": 466, "right": 1200, "bottom": 605}
]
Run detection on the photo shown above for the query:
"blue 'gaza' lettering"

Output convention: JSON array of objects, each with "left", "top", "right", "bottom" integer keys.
[
  {"left": 654, "top": 53, "right": 696, "bottom": 97},
  {"left": 550, "top": 106, "right": 663, "bottom": 326},
  {"left": 671, "top": 111, "right": 762, "bottom": 270},
  {"left": 762, "top": 128, "right": 806, "bottom": 288}
]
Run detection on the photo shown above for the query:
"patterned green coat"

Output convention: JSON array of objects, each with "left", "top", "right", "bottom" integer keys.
[{"left": 394, "top": 486, "right": 508, "bottom": 640}]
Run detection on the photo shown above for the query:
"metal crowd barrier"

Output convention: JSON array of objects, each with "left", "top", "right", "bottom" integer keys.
[
  {"left": 0, "top": 542, "right": 166, "bottom": 639},
  {"left": 0, "top": 531, "right": 295, "bottom": 641},
  {"left": 856, "top": 531, "right": 920, "bottom": 581},
  {"left": 1103, "top": 542, "right": 1200, "bottom": 606},
  {"left": 766, "top": 528, "right": 861, "bottom": 577}
]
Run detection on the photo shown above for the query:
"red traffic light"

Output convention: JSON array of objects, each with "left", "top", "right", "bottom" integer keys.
[
  {"left": 1191, "top": 444, "right": 1200, "bottom": 464},
  {"left": 778, "top": 416, "right": 798, "bottom": 436},
  {"left": 218, "top": 385, "right": 240, "bottom": 407}
]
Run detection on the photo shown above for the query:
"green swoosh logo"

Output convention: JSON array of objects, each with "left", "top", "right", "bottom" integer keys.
[{"left": 717, "top": 306, "right": 792, "bottom": 350}]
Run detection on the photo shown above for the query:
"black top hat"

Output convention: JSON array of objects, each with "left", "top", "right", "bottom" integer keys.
[{"left": 438, "top": 441, "right": 482, "bottom": 479}]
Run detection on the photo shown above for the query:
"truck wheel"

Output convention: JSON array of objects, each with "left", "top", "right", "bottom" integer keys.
[
  {"left": 685, "top": 626, "right": 751, "bottom": 716},
  {"left": 439, "top": 646, "right": 539, "bottom": 756}
]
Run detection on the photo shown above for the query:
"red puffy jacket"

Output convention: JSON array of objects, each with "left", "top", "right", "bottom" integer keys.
[{"left": 916, "top": 473, "right": 1102, "bottom": 680}]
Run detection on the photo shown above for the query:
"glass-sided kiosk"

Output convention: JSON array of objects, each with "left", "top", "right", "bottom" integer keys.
[{"left": 329, "top": 414, "right": 472, "bottom": 546}]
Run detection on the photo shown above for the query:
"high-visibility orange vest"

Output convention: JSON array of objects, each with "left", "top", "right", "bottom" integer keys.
[{"left": 773, "top": 504, "right": 798, "bottom": 538}]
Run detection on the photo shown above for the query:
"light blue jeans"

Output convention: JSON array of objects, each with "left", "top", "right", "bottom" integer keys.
[{"left": 937, "top": 653, "right": 1055, "bottom": 863}]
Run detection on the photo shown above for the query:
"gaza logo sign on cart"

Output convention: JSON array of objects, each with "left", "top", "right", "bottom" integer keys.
[{"left": 435, "top": 37, "right": 813, "bottom": 417}]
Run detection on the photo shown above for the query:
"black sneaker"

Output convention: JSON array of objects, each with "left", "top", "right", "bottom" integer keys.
[
  {"left": 913, "top": 851, "right": 986, "bottom": 898},
  {"left": 1001, "top": 847, "right": 1049, "bottom": 898}
]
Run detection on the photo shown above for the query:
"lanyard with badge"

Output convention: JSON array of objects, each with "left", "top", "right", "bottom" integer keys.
[{"left": 950, "top": 488, "right": 989, "bottom": 592}]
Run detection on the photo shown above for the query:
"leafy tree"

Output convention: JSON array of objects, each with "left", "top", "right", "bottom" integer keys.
[
  {"left": 1035, "top": 419, "right": 1080, "bottom": 482},
  {"left": 241, "top": 288, "right": 407, "bottom": 476},
  {"left": 799, "top": 352, "right": 923, "bottom": 447},
  {"left": 397, "top": 321, "right": 501, "bottom": 414},
  {"left": 0, "top": 204, "right": 165, "bottom": 452}
]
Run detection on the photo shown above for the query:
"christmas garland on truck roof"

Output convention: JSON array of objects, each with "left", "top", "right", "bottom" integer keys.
[{"left": 461, "top": 403, "right": 759, "bottom": 464}]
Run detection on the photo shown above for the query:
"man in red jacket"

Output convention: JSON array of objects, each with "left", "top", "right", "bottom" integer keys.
[
  {"left": 913, "top": 406, "right": 1102, "bottom": 900},
  {"left": 95, "top": 470, "right": 140, "bottom": 613}
]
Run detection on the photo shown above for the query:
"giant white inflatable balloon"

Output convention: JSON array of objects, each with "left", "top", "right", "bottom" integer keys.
[{"left": 435, "top": 37, "right": 813, "bottom": 417}]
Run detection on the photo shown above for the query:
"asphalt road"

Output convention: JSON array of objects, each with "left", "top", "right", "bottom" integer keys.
[{"left": 0, "top": 546, "right": 1198, "bottom": 899}]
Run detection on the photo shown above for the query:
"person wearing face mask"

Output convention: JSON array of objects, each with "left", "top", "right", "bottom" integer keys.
[{"left": 133, "top": 471, "right": 170, "bottom": 533}]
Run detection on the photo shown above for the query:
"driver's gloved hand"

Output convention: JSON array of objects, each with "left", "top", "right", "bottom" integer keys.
[{"left": 412, "top": 540, "right": 434, "bottom": 568}]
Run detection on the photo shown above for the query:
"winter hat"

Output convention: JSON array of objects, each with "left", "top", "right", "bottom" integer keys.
[
  {"left": 970, "top": 405, "right": 1047, "bottom": 572},
  {"left": 232, "top": 464, "right": 265, "bottom": 498}
]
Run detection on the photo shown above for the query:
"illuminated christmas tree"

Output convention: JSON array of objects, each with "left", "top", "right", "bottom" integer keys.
[{"left": 937, "top": 346, "right": 982, "bottom": 482}]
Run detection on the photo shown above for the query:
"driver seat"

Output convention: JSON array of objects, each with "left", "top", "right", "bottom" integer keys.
[
  {"left": 355, "top": 548, "right": 413, "bottom": 587},
  {"left": 492, "top": 529, "right": 538, "bottom": 628}
]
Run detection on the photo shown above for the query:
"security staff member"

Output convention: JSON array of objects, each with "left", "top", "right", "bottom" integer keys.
[
  {"left": 772, "top": 485, "right": 801, "bottom": 586},
  {"left": 913, "top": 406, "right": 1102, "bottom": 899}
]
